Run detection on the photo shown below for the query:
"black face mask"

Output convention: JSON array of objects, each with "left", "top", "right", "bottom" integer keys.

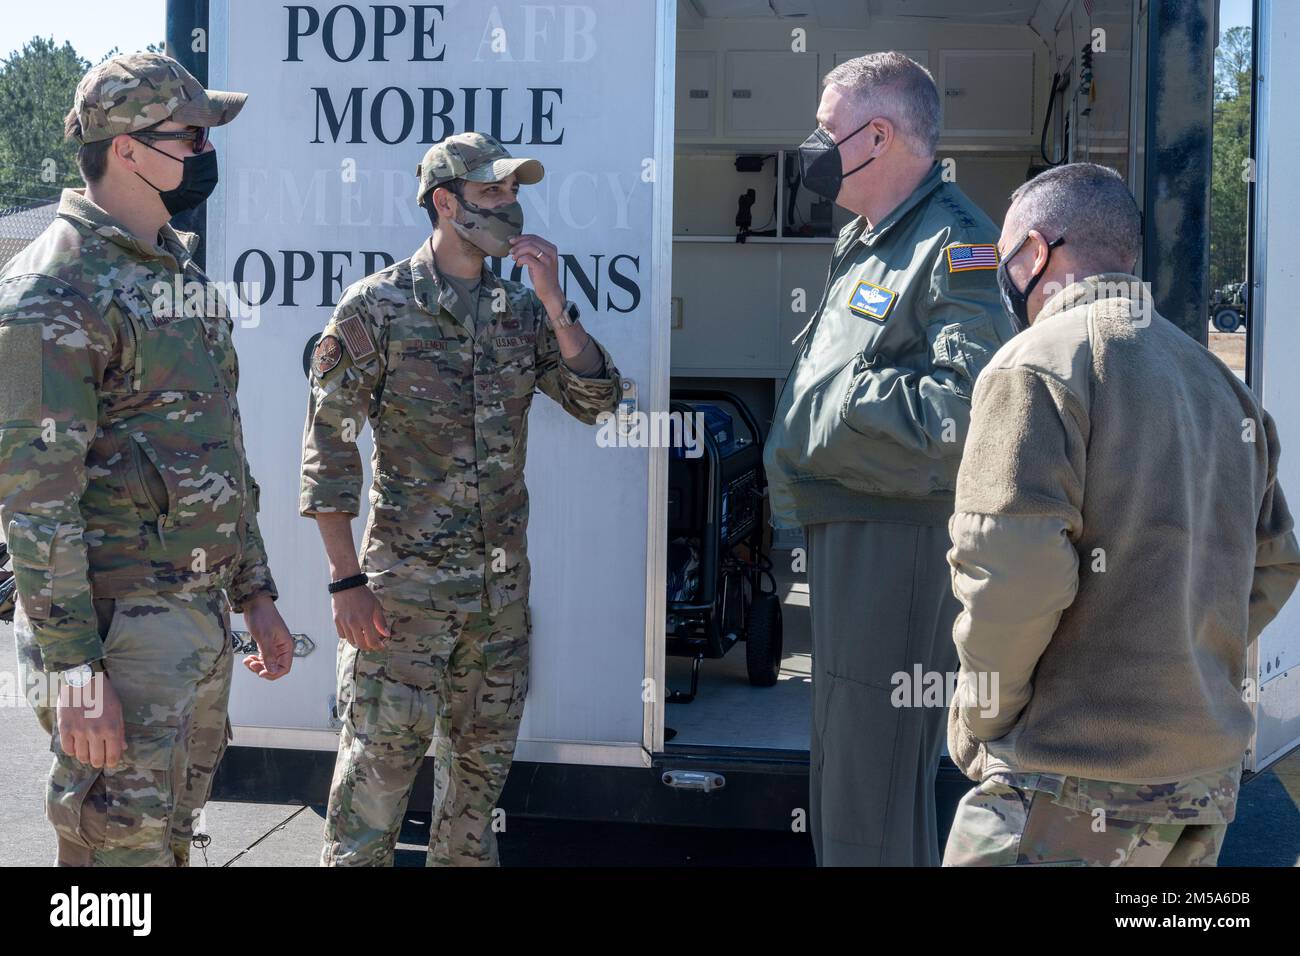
[
  {"left": 797, "top": 118, "right": 878, "bottom": 201},
  {"left": 997, "top": 232, "right": 1065, "bottom": 333},
  {"left": 132, "top": 139, "right": 219, "bottom": 216}
]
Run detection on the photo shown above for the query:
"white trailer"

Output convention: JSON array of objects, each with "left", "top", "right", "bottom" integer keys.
[{"left": 175, "top": 0, "right": 1299, "bottom": 828}]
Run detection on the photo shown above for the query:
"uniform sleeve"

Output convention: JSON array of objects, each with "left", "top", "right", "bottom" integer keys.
[
  {"left": 840, "top": 246, "right": 1009, "bottom": 464},
  {"left": 0, "top": 277, "right": 114, "bottom": 671},
  {"left": 1248, "top": 410, "right": 1300, "bottom": 642},
  {"left": 945, "top": 366, "right": 1087, "bottom": 780},
  {"left": 530, "top": 293, "right": 622, "bottom": 425},
  {"left": 215, "top": 304, "right": 278, "bottom": 611},
  {"left": 299, "top": 294, "right": 386, "bottom": 517},
  {"left": 227, "top": 470, "right": 278, "bottom": 611}
]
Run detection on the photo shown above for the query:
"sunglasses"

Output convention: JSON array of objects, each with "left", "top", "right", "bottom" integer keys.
[{"left": 131, "top": 125, "right": 210, "bottom": 154}]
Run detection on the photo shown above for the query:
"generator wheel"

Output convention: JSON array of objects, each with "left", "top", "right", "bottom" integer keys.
[{"left": 746, "top": 593, "right": 783, "bottom": 687}]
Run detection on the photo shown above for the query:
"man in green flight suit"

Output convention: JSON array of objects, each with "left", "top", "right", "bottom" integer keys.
[{"left": 764, "top": 52, "right": 1015, "bottom": 866}]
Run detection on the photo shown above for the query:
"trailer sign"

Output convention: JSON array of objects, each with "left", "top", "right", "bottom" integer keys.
[{"left": 208, "top": 0, "right": 669, "bottom": 764}]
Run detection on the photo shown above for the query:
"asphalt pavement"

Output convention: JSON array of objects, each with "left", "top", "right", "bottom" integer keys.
[{"left": 2, "top": 620, "right": 1297, "bottom": 867}]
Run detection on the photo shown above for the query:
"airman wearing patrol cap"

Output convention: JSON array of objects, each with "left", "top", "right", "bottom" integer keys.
[
  {"left": 301, "top": 131, "right": 622, "bottom": 867},
  {"left": 0, "top": 52, "right": 295, "bottom": 867}
]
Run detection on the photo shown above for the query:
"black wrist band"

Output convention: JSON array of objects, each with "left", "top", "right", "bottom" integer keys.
[{"left": 328, "top": 573, "right": 369, "bottom": 594}]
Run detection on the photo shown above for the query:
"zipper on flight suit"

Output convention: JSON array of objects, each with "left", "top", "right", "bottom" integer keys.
[{"left": 773, "top": 220, "right": 870, "bottom": 416}]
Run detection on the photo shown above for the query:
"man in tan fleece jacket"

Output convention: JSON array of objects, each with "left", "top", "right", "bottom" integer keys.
[{"left": 943, "top": 163, "right": 1300, "bottom": 867}]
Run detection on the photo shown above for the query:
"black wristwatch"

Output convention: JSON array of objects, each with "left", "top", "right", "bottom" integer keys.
[
  {"left": 549, "top": 299, "right": 580, "bottom": 329},
  {"left": 328, "top": 573, "right": 369, "bottom": 594}
]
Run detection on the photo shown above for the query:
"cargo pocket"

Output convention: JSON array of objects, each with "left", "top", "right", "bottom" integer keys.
[
  {"left": 335, "top": 639, "right": 360, "bottom": 730},
  {"left": 6, "top": 513, "right": 60, "bottom": 621},
  {"left": 48, "top": 722, "right": 180, "bottom": 863},
  {"left": 99, "top": 724, "right": 181, "bottom": 859}
]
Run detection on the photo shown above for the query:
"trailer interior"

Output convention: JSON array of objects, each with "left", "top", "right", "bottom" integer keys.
[{"left": 661, "top": 0, "right": 1142, "bottom": 754}]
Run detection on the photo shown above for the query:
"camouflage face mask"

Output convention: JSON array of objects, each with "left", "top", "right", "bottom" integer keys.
[{"left": 449, "top": 195, "right": 524, "bottom": 258}]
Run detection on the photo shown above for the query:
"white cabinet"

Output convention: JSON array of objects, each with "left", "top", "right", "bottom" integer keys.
[
  {"left": 676, "top": 51, "right": 716, "bottom": 135},
  {"left": 834, "top": 49, "right": 929, "bottom": 69},
  {"left": 671, "top": 242, "right": 781, "bottom": 372},
  {"left": 938, "top": 49, "right": 1035, "bottom": 137},
  {"left": 723, "top": 51, "right": 820, "bottom": 137}
]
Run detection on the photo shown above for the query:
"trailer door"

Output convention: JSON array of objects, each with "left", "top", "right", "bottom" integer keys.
[
  {"left": 1247, "top": 0, "right": 1300, "bottom": 772},
  {"left": 207, "top": 0, "right": 673, "bottom": 768}
]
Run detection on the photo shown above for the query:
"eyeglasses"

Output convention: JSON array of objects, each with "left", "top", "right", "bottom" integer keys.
[{"left": 131, "top": 125, "right": 209, "bottom": 154}]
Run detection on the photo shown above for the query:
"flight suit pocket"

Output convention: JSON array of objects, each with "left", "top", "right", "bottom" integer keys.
[{"left": 932, "top": 317, "right": 996, "bottom": 396}]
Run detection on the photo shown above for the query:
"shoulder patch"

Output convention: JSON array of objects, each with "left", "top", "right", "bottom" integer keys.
[
  {"left": 946, "top": 244, "right": 1000, "bottom": 273},
  {"left": 337, "top": 314, "right": 377, "bottom": 362},
  {"left": 847, "top": 279, "right": 898, "bottom": 322},
  {"left": 312, "top": 334, "right": 343, "bottom": 377}
]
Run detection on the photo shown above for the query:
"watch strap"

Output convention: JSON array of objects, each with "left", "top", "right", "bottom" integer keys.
[{"left": 328, "top": 573, "right": 369, "bottom": 594}]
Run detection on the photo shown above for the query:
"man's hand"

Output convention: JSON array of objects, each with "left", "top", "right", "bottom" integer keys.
[
  {"left": 57, "top": 672, "right": 125, "bottom": 769},
  {"left": 242, "top": 593, "right": 294, "bottom": 680},
  {"left": 508, "top": 233, "right": 563, "bottom": 309},
  {"left": 332, "top": 584, "right": 390, "bottom": 651}
]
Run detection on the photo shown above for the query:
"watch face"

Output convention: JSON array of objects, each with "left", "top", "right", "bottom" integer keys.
[{"left": 63, "top": 665, "right": 94, "bottom": 689}]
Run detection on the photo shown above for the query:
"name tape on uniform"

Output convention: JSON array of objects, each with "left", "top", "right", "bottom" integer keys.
[{"left": 847, "top": 279, "right": 898, "bottom": 321}]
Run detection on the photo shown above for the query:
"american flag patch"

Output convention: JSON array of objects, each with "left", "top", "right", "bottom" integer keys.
[
  {"left": 337, "top": 314, "right": 376, "bottom": 361},
  {"left": 946, "top": 244, "right": 1000, "bottom": 272}
]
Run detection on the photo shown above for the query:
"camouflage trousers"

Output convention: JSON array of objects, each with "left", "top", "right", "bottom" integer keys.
[
  {"left": 943, "top": 776, "right": 1227, "bottom": 867},
  {"left": 15, "top": 590, "right": 233, "bottom": 867},
  {"left": 321, "top": 597, "right": 530, "bottom": 867}
]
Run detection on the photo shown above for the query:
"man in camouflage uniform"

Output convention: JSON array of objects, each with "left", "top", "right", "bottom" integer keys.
[
  {"left": 301, "top": 132, "right": 621, "bottom": 867},
  {"left": 0, "top": 53, "right": 294, "bottom": 866}
]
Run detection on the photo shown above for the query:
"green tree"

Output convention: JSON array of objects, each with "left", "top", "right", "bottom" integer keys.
[
  {"left": 1211, "top": 25, "right": 1252, "bottom": 294},
  {"left": 0, "top": 37, "right": 89, "bottom": 210},
  {"left": 0, "top": 37, "right": 166, "bottom": 211}
]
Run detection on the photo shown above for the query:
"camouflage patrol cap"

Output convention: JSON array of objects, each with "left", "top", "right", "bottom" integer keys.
[
  {"left": 71, "top": 52, "right": 247, "bottom": 144},
  {"left": 416, "top": 132, "right": 544, "bottom": 204}
]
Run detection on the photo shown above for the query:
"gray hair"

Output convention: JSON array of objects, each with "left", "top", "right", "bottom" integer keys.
[
  {"left": 1007, "top": 163, "right": 1142, "bottom": 273},
  {"left": 822, "top": 52, "right": 941, "bottom": 157}
]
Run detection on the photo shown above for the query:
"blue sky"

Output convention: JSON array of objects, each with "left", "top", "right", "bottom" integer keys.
[
  {"left": 2, "top": 1, "right": 167, "bottom": 62},
  {"left": 0, "top": 0, "right": 1256, "bottom": 64}
]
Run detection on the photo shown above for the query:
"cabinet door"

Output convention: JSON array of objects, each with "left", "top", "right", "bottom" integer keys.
[
  {"left": 676, "top": 51, "right": 715, "bottom": 135},
  {"left": 671, "top": 243, "right": 780, "bottom": 372},
  {"left": 834, "top": 49, "right": 929, "bottom": 69},
  {"left": 777, "top": 244, "right": 838, "bottom": 370},
  {"left": 724, "top": 51, "right": 820, "bottom": 137},
  {"left": 939, "top": 49, "right": 1035, "bottom": 137}
]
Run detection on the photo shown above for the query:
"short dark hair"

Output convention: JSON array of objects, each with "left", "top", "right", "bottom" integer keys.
[
  {"left": 63, "top": 108, "right": 112, "bottom": 185},
  {"left": 1008, "top": 163, "right": 1143, "bottom": 274},
  {"left": 422, "top": 178, "right": 463, "bottom": 224}
]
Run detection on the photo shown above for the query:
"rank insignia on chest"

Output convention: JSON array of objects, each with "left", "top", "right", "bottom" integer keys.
[
  {"left": 947, "top": 244, "right": 1000, "bottom": 272},
  {"left": 847, "top": 279, "right": 898, "bottom": 321},
  {"left": 312, "top": 334, "right": 342, "bottom": 376}
]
